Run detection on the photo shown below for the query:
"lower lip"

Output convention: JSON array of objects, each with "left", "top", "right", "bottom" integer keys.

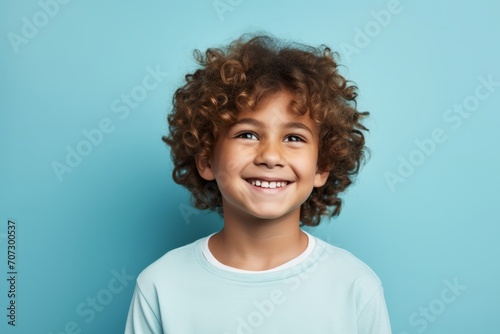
[{"left": 244, "top": 180, "right": 291, "bottom": 194}]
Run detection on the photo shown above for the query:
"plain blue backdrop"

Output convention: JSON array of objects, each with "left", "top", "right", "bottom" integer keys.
[{"left": 1, "top": 0, "right": 499, "bottom": 333}]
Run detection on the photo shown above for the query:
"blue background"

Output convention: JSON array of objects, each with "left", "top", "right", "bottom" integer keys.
[{"left": 1, "top": 0, "right": 499, "bottom": 333}]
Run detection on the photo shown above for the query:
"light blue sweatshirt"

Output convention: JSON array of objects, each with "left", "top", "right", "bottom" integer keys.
[{"left": 125, "top": 232, "right": 391, "bottom": 333}]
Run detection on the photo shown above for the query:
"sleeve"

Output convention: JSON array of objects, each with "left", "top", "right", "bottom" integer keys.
[
  {"left": 124, "top": 283, "right": 163, "bottom": 334},
  {"left": 357, "top": 286, "right": 392, "bottom": 334}
]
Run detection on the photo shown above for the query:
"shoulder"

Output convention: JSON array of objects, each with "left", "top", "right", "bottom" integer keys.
[
  {"left": 136, "top": 237, "right": 203, "bottom": 288},
  {"left": 313, "top": 236, "right": 383, "bottom": 291}
]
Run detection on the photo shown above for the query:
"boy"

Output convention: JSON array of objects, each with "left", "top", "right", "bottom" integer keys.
[{"left": 125, "top": 34, "right": 391, "bottom": 333}]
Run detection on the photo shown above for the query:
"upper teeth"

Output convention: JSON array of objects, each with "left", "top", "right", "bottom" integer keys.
[{"left": 249, "top": 179, "right": 288, "bottom": 188}]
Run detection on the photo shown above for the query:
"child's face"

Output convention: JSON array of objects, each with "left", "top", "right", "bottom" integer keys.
[{"left": 196, "top": 91, "right": 329, "bottom": 223}]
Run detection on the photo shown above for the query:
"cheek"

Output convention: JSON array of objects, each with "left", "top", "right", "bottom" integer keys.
[
  {"left": 218, "top": 145, "right": 254, "bottom": 172},
  {"left": 299, "top": 149, "right": 319, "bottom": 170},
  {"left": 294, "top": 159, "right": 317, "bottom": 181},
  {"left": 212, "top": 155, "right": 246, "bottom": 188}
]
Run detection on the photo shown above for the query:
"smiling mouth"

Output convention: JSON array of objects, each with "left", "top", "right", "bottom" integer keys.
[{"left": 245, "top": 179, "right": 290, "bottom": 189}]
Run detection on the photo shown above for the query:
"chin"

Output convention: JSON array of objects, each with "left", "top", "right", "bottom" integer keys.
[{"left": 246, "top": 209, "right": 297, "bottom": 221}]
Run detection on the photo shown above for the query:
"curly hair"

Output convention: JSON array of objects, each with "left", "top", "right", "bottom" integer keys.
[{"left": 162, "top": 34, "right": 369, "bottom": 226}]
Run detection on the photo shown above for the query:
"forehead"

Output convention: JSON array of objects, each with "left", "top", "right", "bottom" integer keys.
[{"left": 235, "top": 91, "right": 316, "bottom": 129}]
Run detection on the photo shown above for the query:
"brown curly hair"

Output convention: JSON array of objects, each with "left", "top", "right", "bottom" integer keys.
[{"left": 162, "top": 34, "right": 369, "bottom": 226}]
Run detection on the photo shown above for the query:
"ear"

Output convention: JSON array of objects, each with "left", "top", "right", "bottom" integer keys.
[
  {"left": 195, "top": 155, "right": 215, "bottom": 181},
  {"left": 313, "top": 168, "right": 330, "bottom": 188}
]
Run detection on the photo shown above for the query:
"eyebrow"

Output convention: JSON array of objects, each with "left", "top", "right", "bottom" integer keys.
[{"left": 231, "top": 118, "right": 314, "bottom": 135}]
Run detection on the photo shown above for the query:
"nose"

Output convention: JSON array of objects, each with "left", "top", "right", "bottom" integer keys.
[{"left": 254, "top": 139, "right": 284, "bottom": 168}]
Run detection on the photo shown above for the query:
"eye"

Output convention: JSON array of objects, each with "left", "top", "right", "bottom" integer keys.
[
  {"left": 236, "top": 132, "right": 258, "bottom": 140},
  {"left": 284, "top": 135, "right": 305, "bottom": 142}
]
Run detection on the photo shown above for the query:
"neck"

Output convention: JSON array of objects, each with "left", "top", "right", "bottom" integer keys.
[{"left": 208, "top": 207, "right": 308, "bottom": 271}]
